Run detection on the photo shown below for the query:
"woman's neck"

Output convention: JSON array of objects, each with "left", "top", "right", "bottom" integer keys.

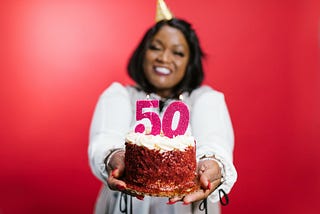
[{"left": 155, "top": 90, "right": 173, "bottom": 99}]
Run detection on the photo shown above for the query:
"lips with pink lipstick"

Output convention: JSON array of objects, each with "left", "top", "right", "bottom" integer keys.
[{"left": 154, "top": 66, "right": 171, "bottom": 75}]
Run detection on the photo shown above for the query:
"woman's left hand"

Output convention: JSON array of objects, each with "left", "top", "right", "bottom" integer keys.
[{"left": 168, "top": 159, "right": 222, "bottom": 205}]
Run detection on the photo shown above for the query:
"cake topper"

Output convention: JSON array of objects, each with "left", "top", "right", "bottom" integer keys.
[
  {"left": 135, "top": 99, "right": 189, "bottom": 138},
  {"left": 155, "top": 0, "right": 174, "bottom": 22}
]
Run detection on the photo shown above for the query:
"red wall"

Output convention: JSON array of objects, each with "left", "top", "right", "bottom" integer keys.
[{"left": 1, "top": 0, "right": 319, "bottom": 213}]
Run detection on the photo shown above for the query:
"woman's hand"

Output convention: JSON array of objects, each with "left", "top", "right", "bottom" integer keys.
[
  {"left": 105, "top": 151, "right": 127, "bottom": 191},
  {"left": 105, "top": 151, "right": 145, "bottom": 200},
  {"left": 168, "top": 159, "right": 222, "bottom": 205}
]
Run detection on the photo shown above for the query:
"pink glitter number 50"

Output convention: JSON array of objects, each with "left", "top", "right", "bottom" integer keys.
[{"left": 135, "top": 100, "right": 189, "bottom": 138}]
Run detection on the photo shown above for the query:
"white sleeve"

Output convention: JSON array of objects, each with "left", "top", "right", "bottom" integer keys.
[
  {"left": 191, "top": 90, "right": 237, "bottom": 203},
  {"left": 88, "top": 82, "right": 132, "bottom": 185}
]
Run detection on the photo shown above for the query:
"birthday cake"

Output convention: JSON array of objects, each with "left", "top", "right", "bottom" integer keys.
[{"left": 124, "top": 132, "right": 200, "bottom": 197}]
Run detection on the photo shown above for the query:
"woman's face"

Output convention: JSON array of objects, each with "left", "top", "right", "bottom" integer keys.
[{"left": 143, "top": 25, "right": 190, "bottom": 98}]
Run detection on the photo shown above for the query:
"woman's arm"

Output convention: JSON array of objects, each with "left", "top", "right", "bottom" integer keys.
[
  {"left": 191, "top": 88, "right": 237, "bottom": 203},
  {"left": 88, "top": 82, "right": 132, "bottom": 185}
]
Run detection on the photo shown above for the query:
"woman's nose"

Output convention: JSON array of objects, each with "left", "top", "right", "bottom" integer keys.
[{"left": 157, "top": 50, "right": 171, "bottom": 63}]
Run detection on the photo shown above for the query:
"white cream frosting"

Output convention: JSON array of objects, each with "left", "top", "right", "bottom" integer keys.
[{"left": 125, "top": 132, "right": 195, "bottom": 152}]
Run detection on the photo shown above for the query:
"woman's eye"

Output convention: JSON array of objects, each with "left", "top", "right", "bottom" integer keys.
[
  {"left": 173, "top": 51, "right": 185, "bottom": 57},
  {"left": 149, "top": 44, "right": 161, "bottom": 51}
]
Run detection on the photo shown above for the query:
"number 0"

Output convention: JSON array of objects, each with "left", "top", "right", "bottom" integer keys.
[{"left": 162, "top": 101, "right": 189, "bottom": 138}]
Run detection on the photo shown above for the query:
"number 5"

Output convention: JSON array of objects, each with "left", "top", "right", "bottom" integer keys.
[{"left": 134, "top": 100, "right": 161, "bottom": 135}]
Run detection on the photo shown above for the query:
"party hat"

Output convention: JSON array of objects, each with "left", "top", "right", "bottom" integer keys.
[{"left": 155, "top": 0, "right": 174, "bottom": 22}]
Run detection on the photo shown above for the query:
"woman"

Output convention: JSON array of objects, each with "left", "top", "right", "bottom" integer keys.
[{"left": 89, "top": 18, "right": 237, "bottom": 214}]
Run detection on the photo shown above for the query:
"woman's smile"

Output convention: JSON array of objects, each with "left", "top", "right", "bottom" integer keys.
[{"left": 154, "top": 66, "right": 171, "bottom": 75}]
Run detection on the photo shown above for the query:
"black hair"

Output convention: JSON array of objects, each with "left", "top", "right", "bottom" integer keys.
[{"left": 127, "top": 18, "right": 205, "bottom": 97}]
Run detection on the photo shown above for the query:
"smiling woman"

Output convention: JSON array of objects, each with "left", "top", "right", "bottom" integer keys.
[
  {"left": 143, "top": 25, "right": 190, "bottom": 97},
  {"left": 128, "top": 18, "right": 205, "bottom": 101},
  {"left": 88, "top": 5, "right": 237, "bottom": 213}
]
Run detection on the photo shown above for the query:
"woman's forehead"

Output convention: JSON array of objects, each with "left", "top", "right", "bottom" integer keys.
[{"left": 151, "top": 25, "right": 188, "bottom": 47}]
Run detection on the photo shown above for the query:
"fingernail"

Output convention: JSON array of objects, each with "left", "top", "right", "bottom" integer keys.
[
  {"left": 136, "top": 195, "right": 144, "bottom": 201},
  {"left": 111, "top": 168, "right": 118, "bottom": 177},
  {"left": 116, "top": 185, "right": 126, "bottom": 191},
  {"left": 166, "top": 201, "right": 177, "bottom": 205},
  {"left": 183, "top": 201, "right": 191, "bottom": 205},
  {"left": 207, "top": 180, "right": 211, "bottom": 190}
]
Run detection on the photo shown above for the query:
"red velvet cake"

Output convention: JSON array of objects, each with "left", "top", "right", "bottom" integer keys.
[{"left": 124, "top": 132, "right": 200, "bottom": 197}]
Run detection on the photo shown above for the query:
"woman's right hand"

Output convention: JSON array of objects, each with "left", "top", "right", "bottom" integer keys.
[
  {"left": 105, "top": 151, "right": 145, "bottom": 200},
  {"left": 105, "top": 150, "right": 127, "bottom": 191}
]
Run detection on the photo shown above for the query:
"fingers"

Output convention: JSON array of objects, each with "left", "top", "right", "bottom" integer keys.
[
  {"left": 106, "top": 151, "right": 125, "bottom": 176},
  {"left": 169, "top": 160, "right": 222, "bottom": 204},
  {"left": 199, "top": 173, "right": 219, "bottom": 195},
  {"left": 106, "top": 165, "right": 126, "bottom": 192},
  {"left": 167, "top": 176, "right": 222, "bottom": 205},
  {"left": 106, "top": 152, "right": 126, "bottom": 191},
  {"left": 110, "top": 168, "right": 122, "bottom": 178},
  {"left": 167, "top": 196, "right": 183, "bottom": 205},
  {"left": 198, "top": 159, "right": 221, "bottom": 183},
  {"left": 198, "top": 160, "right": 222, "bottom": 192},
  {"left": 183, "top": 189, "right": 209, "bottom": 204},
  {"left": 182, "top": 177, "right": 221, "bottom": 204},
  {"left": 107, "top": 171, "right": 126, "bottom": 191},
  {"left": 107, "top": 167, "right": 145, "bottom": 201}
]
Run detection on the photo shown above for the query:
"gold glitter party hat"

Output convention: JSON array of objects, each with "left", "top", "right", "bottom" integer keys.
[{"left": 155, "top": 0, "right": 174, "bottom": 22}]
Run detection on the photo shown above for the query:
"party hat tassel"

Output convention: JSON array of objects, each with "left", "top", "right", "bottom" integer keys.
[{"left": 155, "top": 0, "right": 174, "bottom": 22}]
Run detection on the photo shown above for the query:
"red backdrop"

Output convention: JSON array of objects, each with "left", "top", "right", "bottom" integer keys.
[{"left": 1, "top": 0, "right": 319, "bottom": 213}]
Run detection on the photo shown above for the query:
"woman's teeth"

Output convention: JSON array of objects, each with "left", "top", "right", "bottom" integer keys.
[{"left": 155, "top": 67, "right": 170, "bottom": 75}]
